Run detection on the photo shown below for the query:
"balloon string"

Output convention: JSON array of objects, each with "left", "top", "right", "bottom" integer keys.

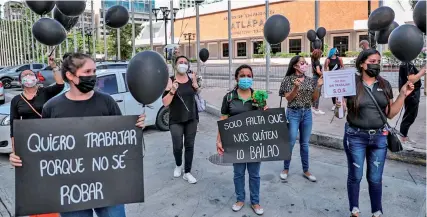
[{"left": 141, "top": 104, "right": 146, "bottom": 158}]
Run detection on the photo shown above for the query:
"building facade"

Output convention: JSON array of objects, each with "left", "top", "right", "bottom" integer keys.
[{"left": 3, "top": 1, "right": 23, "bottom": 21}]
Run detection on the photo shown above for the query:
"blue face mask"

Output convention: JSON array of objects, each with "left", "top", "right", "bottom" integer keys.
[{"left": 238, "top": 77, "right": 253, "bottom": 90}]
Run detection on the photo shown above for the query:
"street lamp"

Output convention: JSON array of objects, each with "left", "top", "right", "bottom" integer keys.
[
  {"left": 152, "top": 6, "right": 179, "bottom": 58},
  {"left": 183, "top": 33, "right": 195, "bottom": 58},
  {"left": 85, "top": 28, "right": 93, "bottom": 55}
]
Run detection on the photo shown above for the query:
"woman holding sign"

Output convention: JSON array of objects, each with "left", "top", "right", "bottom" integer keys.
[
  {"left": 217, "top": 64, "right": 267, "bottom": 215},
  {"left": 336, "top": 49, "right": 414, "bottom": 217},
  {"left": 324, "top": 48, "right": 344, "bottom": 111},
  {"left": 278, "top": 55, "right": 323, "bottom": 182}
]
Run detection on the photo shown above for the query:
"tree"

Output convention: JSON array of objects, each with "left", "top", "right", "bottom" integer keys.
[
  {"left": 107, "top": 23, "right": 142, "bottom": 60},
  {"left": 410, "top": 0, "right": 418, "bottom": 9}
]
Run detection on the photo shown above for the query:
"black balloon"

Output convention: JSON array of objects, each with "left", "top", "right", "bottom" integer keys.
[
  {"left": 307, "top": 29, "right": 317, "bottom": 42},
  {"left": 32, "top": 18, "right": 66, "bottom": 46},
  {"left": 25, "top": 1, "right": 54, "bottom": 15},
  {"left": 263, "top": 14, "right": 290, "bottom": 45},
  {"left": 199, "top": 48, "right": 209, "bottom": 62},
  {"left": 126, "top": 51, "right": 169, "bottom": 105},
  {"left": 368, "top": 6, "right": 395, "bottom": 31},
  {"left": 311, "top": 39, "right": 322, "bottom": 49},
  {"left": 413, "top": 1, "right": 426, "bottom": 33},
  {"left": 53, "top": 7, "right": 79, "bottom": 31},
  {"left": 316, "top": 27, "right": 326, "bottom": 39},
  {"left": 375, "top": 21, "right": 399, "bottom": 44},
  {"left": 56, "top": 1, "right": 86, "bottom": 17},
  {"left": 389, "top": 24, "right": 424, "bottom": 62},
  {"left": 105, "top": 5, "right": 130, "bottom": 29}
]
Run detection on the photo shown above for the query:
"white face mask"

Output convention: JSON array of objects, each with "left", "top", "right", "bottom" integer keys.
[{"left": 177, "top": 64, "right": 188, "bottom": 74}]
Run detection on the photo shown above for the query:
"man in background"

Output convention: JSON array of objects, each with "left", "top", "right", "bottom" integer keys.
[{"left": 359, "top": 40, "right": 370, "bottom": 50}]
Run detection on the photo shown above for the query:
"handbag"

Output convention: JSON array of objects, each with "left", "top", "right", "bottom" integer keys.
[
  {"left": 187, "top": 74, "right": 206, "bottom": 112},
  {"left": 363, "top": 86, "right": 403, "bottom": 152}
]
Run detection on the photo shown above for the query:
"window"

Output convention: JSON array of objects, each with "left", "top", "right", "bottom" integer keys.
[
  {"left": 271, "top": 43, "right": 281, "bottom": 54},
  {"left": 333, "top": 36, "right": 349, "bottom": 57},
  {"left": 16, "top": 65, "right": 30, "bottom": 72},
  {"left": 222, "top": 43, "right": 229, "bottom": 57},
  {"left": 33, "top": 64, "right": 44, "bottom": 69},
  {"left": 122, "top": 73, "right": 128, "bottom": 92},
  {"left": 105, "top": 64, "right": 128, "bottom": 69},
  {"left": 359, "top": 34, "right": 369, "bottom": 42},
  {"left": 253, "top": 41, "right": 263, "bottom": 55},
  {"left": 95, "top": 74, "right": 119, "bottom": 95},
  {"left": 236, "top": 42, "right": 247, "bottom": 57},
  {"left": 289, "top": 39, "right": 302, "bottom": 54}
]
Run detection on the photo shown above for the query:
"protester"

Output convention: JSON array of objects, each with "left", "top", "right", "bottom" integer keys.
[
  {"left": 310, "top": 49, "right": 325, "bottom": 114},
  {"left": 162, "top": 55, "right": 199, "bottom": 184},
  {"left": 336, "top": 49, "right": 414, "bottom": 217},
  {"left": 278, "top": 55, "right": 323, "bottom": 182},
  {"left": 216, "top": 64, "right": 267, "bottom": 215},
  {"left": 324, "top": 48, "right": 344, "bottom": 110},
  {"left": 359, "top": 40, "right": 370, "bottom": 50},
  {"left": 9, "top": 53, "right": 146, "bottom": 217},
  {"left": 398, "top": 63, "right": 426, "bottom": 144}
]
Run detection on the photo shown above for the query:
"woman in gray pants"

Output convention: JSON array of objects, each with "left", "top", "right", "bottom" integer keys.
[{"left": 163, "top": 56, "right": 199, "bottom": 184}]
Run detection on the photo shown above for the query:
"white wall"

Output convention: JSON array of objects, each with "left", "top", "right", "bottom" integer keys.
[{"left": 384, "top": 0, "right": 413, "bottom": 25}]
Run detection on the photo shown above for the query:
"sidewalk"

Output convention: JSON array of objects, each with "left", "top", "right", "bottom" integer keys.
[{"left": 201, "top": 87, "right": 427, "bottom": 165}]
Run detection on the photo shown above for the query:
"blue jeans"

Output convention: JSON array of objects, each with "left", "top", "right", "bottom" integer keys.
[
  {"left": 233, "top": 162, "right": 261, "bottom": 205},
  {"left": 343, "top": 123, "right": 387, "bottom": 215},
  {"left": 60, "top": 205, "right": 126, "bottom": 217},
  {"left": 283, "top": 108, "right": 312, "bottom": 172}
]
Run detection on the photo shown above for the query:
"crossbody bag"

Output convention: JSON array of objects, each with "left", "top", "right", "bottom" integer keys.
[{"left": 363, "top": 86, "right": 403, "bottom": 152}]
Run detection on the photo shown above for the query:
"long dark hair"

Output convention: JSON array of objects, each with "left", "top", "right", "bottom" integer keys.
[
  {"left": 354, "top": 49, "right": 390, "bottom": 114},
  {"left": 286, "top": 55, "right": 301, "bottom": 76}
]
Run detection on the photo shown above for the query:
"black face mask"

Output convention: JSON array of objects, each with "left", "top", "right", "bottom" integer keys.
[
  {"left": 74, "top": 75, "right": 97, "bottom": 93},
  {"left": 365, "top": 64, "right": 381, "bottom": 77}
]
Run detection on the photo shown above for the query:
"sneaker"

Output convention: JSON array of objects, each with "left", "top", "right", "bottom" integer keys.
[
  {"left": 303, "top": 172, "right": 317, "bottom": 182},
  {"left": 173, "top": 166, "right": 182, "bottom": 178},
  {"left": 251, "top": 204, "right": 264, "bottom": 215},
  {"left": 183, "top": 173, "right": 197, "bottom": 184},
  {"left": 232, "top": 202, "right": 244, "bottom": 212},
  {"left": 313, "top": 109, "right": 325, "bottom": 115},
  {"left": 331, "top": 105, "right": 336, "bottom": 111},
  {"left": 279, "top": 171, "right": 288, "bottom": 180}
]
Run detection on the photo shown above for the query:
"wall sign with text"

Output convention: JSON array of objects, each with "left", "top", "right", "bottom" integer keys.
[
  {"left": 14, "top": 116, "right": 144, "bottom": 216},
  {"left": 323, "top": 69, "right": 357, "bottom": 98},
  {"left": 217, "top": 108, "right": 290, "bottom": 163}
]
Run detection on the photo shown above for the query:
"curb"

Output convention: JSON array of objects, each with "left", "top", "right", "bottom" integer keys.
[{"left": 205, "top": 103, "right": 426, "bottom": 166}]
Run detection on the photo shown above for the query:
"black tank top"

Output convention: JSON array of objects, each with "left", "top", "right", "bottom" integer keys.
[
  {"left": 168, "top": 76, "right": 198, "bottom": 125},
  {"left": 328, "top": 57, "right": 341, "bottom": 71}
]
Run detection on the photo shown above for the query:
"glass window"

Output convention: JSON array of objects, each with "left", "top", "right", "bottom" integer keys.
[
  {"left": 222, "top": 43, "right": 229, "bottom": 57},
  {"left": 289, "top": 39, "right": 301, "bottom": 54},
  {"left": 237, "top": 42, "right": 247, "bottom": 57},
  {"left": 33, "top": 64, "right": 44, "bottom": 69},
  {"left": 96, "top": 65, "right": 108, "bottom": 69},
  {"left": 359, "top": 34, "right": 369, "bottom": 42},
  {"left": 95, "top": 74, "right": 119, "bottom": 95},
  {"left": 105, "top": 64, "right": 128, "bottom": 69},
  {"left": 253, "top": 41, "right": 263, "bottom": 55},
  {"left": 122, "top": 73, "right": 128, "bottom": 92},
  {"left": 271, "top": 43, "right": 281, "bottom": 54},
  {"left": 333, "top": 36, "right": 349, "bottom": 57},
  {"left": 16, "top": 65, "right": 30, "bottom": 72}
]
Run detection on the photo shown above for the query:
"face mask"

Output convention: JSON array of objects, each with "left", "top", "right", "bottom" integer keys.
[
  {"left": 299, "top": 64, "right": 309, "bottom": 73},
  {"left": 238, "top": 77, "right": 253, "bottom": 90},
  {"left": 74, "top": 75, "right": 97, "bottom": 93},
  {"left": 177, "top": 64, "right": 188, "bottom": 74},
  {"left": 21, "top": 75, "right": 37, "bottom": 88},
  {"left": 365, "top": 64, "right": 380, "bottom": 77}
]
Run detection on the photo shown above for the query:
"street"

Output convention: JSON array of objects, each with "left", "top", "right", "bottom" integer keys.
[{"left": 0, "top": 108, "right": 425, "bottom": 217}]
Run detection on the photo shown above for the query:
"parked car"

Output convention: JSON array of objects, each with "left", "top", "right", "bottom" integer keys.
[
  {"left": 0, "top": 63, "right": 46, "bottom": 89},
  {"left": 0, "top": 68, "right": 170, "bottom": 153},
  {"left": 0, "top": 81, "right": 4, "bottom": 104}
]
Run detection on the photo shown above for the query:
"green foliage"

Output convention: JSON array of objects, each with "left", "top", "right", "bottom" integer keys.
[
  {"left": 107, "top": 23, "right": 143, "bottom": 60},
  {"left": 323, "top": 43, "right": 329, "bottom": 57},
  {"left": 299, "top": 52, "right": 310, "bottom": 57},
  {"left": 252, "top": 90, "right": 268, "bottom": 108},
  {"left": 345, "top": 51, "right": 359, "bottom": 57}
]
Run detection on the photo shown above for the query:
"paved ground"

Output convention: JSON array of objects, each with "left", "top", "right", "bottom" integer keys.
[
  {"left": 200, "top": 87, "right": 427, "bottom": 151},
  {"left": 0, "top": 113, "right": 425, "bottom": 217}
]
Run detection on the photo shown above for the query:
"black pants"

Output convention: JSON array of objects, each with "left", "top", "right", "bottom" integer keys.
[
  {"left": 170, "top": 119, "right": 198, "bottom": 173},
  {"left": 332, "top": 97, "right": 337, "bottom": 105},
  {"left": 400, "top": 91, "right": 420, "bottom": 137}
]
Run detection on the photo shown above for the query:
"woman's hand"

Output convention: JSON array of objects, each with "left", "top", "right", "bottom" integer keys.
[
  {"left": 317, "top": 76, "right": 324, "bottom": 87},
  {"left": 171, "top": 80, "right": 179, "bottom": 94},
  {"left": 216, "top": 141, "right": 224, "bottom": 155},
  {"left": 192, "top": 71, "right": 199, "bottom": 89},
  {"left": 400, "top": 81, "right": 415, "bottom": 97},
  {"left": 9, "top": 153, "right": 22, "bottom": 167},
  {"left": 48, "top": 56, "right": 57, "bottom": 68},
  {"left": 263, "top": 105, "right": 268, "bottom": 110},
  {"left": 135, "top": 114, "right": 146, "bottom": 129}
]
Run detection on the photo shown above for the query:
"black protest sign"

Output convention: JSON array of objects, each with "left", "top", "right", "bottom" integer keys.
[
  {"left": 13, "top": 115, "right": 144, "bottom": 216},
  {"left": 217, "top": 108, "right": 290, "bottom": 163}
]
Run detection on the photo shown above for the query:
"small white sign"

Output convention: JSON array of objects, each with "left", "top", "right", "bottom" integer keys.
[{"left": 323, "top": 69, "right": 357, "bottom": 98}]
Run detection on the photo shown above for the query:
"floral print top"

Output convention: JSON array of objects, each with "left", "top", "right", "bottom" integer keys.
[{"left": 279, "top": 75, "right": 316, "bottom": 109}]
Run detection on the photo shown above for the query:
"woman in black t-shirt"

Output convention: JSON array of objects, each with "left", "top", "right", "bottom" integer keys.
[
  {"left": 336, "top": 49, "right": 414, "bottom": 217},
  {"left": 324, "top": 48, "right": 344, "bottom": 111},
  {"left": 10, "top": 57, "right": 64, "bottom": 151},
  {"left": 310, "top": 49, "right": 325, "bottom": 114},
  {"left": 163, "top": 55, "right": 199, "bottom": 184}
]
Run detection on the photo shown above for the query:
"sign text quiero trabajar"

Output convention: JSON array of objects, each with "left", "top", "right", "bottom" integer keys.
[
  {"left": 218, "top": 108, "right": 290, "bottom": 163},
  {"left": 14, "top": 116, "right": 144, "bottom": 216}
]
